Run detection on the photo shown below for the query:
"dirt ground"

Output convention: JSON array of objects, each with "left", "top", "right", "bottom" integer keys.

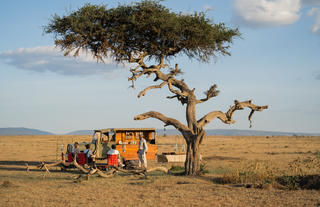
[{"left": 1, "top": 134, "right": 320, "bottom": 207}]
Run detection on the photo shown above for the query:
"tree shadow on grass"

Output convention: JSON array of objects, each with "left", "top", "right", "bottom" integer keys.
[
  {"left": 202, "top": 155, "right": 241, "bottom": 161},
  {"left": 0, "top": 160, "right": 49, "bottom": 166},
  {"left": 276, "top": 175, "right": 320, "bottom": 190},
  {"left": 0, "top": 160, "right": 69, "bottom": 173},
  {"left": 199, "top": 174, "right": 320, "bottom": 190}
]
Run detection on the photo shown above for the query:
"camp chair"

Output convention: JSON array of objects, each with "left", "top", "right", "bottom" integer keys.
[
  {"left": 67, "top": 152, "right": 87, "bottom": 165},
  {"left": 67, "top": 153, "right": 74, "bottom": 162},
  {"left": 77, "top": 153, "right": 87, "bottom": 165},
  {"left": 107, "top": 154, "right": 118, "bottom": 167}
]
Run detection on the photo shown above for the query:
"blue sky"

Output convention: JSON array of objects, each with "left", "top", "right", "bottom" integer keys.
[{"left": 0, "top": 0, "right": 320, "bottom": 134}]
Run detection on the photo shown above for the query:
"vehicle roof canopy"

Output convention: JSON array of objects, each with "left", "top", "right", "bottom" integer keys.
[{"left": 94, "top": 128, "right": 156, "bottom": 133}]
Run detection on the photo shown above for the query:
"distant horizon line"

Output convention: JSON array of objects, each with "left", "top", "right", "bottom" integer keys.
[{"left": 0, "top": 127, "right": 319, "bottom": 136}]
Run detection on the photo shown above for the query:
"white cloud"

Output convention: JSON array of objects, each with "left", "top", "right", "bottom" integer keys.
[
  {"left": 0, "top": 46, "right": 126, "bottom": 77},
  {"left": 203, "top": 5, "right": 212, "bottom": 12},
  {"left": 181, "top": 11, "right": 193, "bottom": 16},
  {"left": 307, "top": 7, "right": 320, "bottom": 32},
  {"left": 233, "top": 0, "right": 301, "bottom": 27},
  {"left": 301, "top": 0, "right": 320, "bottom": 33}
]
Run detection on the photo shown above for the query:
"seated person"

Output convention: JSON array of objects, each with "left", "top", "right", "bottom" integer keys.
[
  {"left": 72, "top": 142, "right": 80, "bottom": 157},
  {"left": 83, "top": 144, "right": 95, "bottom": 168},
  {"left": 107, "top": 144, "right": 123, "bottom": 167}
]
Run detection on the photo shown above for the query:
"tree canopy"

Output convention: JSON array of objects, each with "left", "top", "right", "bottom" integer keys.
[
  {"left": 45, "top": 0, "right": 240, "bottom": 63},
  {"left": 45, "top": 0, "right": 267, "bottom": 175}
]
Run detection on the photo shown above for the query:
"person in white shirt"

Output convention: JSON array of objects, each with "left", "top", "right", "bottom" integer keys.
[
  {"left": 83, "top": 144, "right": 92, "bottom": 157},
  {"left": 137, "top": 135, "right": 148, "bottom": 168},
  {"left": 107, "top": 144, "right": 121, "bottom": 166}
]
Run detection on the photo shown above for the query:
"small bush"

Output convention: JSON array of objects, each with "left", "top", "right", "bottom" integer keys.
[
  {"left": 1, "top": 180, "right": 14, "bottom": 188},
  {"left": 199, "top": 163, "right": 209, "bottom": 175},
  {"left": 170, "top": 165, "right": 185, "bottom": 172},
  {"left": 277, "top": 175, "right": 301, "bottom": 190}
]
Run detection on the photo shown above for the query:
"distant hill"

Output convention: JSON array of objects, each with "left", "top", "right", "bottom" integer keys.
[
  {"left": 157, "top": 128, "right": 320, "bottom": 136},
  {"left": 1, "top": 127, "right": 318, "bottom": 136},
  {"left": 0, "top": 127, "right": 54, "bottom": 135},
  {"left": 65, "top": 130, "right": 93, "bottom": 135}
]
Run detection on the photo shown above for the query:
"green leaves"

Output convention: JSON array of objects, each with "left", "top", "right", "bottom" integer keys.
[{"left": 45, "top": 0, "right": 240, "bottom": 64}]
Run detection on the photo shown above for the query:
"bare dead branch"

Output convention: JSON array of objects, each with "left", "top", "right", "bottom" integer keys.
[
  {"left": 72, "top": 159, "right": 90, "bottom": 173},
  {"left": 197, "top": 111, "right": 234, "bottom": 128},
  {"left": 197, "top": 84, "right": 220, "bottom": 104},
  {"left": 168, "top": 79, "right": 188, "bottom": 98},
  {"left": 129, "top": 67, "right": 159, "bottom": 81},
  {"left": 25, "top": 163, "right": 29, "bottom": 172},
  {"left": 138, "top": 81, "right": 168, "bottom": 98},
  {"left": 114, "top": 166, "right": 169, "bottom": 175},
  {"left": 134, "top": 111, "right": 190, "bottom": 134},
  {"left": 198, "top": 100, "right": 268, "bottom": 128},
  {"left": 95, "top": 168, "right": 117, "bottom": 178},
  {"left": 168, "top": 64, "right": 183, "bottom": 76},
  {"left": 159, "top": 56, "right": 168, "bottom": 69},
  {"left": 167, "top": 95, "right": 178, "bottom": 99},
  {"left": 38, "top": 155, "right": 170, "bottom": 179},
  {"left": 146, "top": 166, "right": 169, "bottom": 174},
  {"left": 166, "top": 94, "right": 188, "bottom": 105}
]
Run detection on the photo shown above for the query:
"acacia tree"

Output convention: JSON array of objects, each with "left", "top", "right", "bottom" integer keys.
[{"left": 45, "top": 1, "right": 268, "bottom": 175}]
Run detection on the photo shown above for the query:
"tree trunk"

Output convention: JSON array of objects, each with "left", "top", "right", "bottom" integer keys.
[{"left": 184, "top": 133, "right": 202, "bottom": 175}]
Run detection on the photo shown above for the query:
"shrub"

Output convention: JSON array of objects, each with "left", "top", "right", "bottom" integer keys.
[
  {"left": 221, "top": 160, "right": 277, "bottom": 185},
  {"left": 170, "top": 165, "right": 185, "bottom": 172},
  {"left": 199, "top": 163, "right": 209, "bottom": 175}
]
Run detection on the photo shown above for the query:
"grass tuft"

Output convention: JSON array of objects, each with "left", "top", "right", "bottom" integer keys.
[{"left": 1, "top": 180, "right": 15, "bottom": 188}]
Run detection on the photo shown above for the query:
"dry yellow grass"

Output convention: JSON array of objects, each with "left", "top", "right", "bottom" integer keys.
[{"left": 1, "top": 134, "right": 320, "bottom": 206}]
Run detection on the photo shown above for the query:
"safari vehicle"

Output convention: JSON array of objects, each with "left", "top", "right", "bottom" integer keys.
[{"left": 64, "top": 128, "right": 156, "bottom": 167}]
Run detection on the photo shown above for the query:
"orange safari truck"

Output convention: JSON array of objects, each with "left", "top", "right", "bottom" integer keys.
[{"left": 92, "top": 128, "right": 156, "bottom": 161}]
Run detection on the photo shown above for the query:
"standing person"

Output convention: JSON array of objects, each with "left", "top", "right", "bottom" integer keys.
[{"left": 138, "top": 135, "right": 148, "bottom": 168}]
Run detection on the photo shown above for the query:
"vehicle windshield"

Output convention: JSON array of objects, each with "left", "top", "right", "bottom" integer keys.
[{"left": 92, "top": 132, "right": 97, "bottom": 143}]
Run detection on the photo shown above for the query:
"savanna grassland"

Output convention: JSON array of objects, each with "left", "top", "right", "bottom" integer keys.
[{"left": 1, "top": 135, "right": 320, "bottom": 207}]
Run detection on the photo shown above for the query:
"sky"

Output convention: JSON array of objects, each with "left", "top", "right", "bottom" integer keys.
[{"left": 0, "top": 0, "right": 320, "bottom": 134}]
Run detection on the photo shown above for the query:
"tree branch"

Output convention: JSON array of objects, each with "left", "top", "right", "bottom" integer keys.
[
  {"left": 167, "top": 79, "right": 188, "bottom": 98},
  {"left": 129, "top": 66, "right": 159, "bottom": 82},
  {"left": 197, "top": 100, "right": 268, "bottom": 128},
  {"left": 197, "top": 84, "right": 220, "bottom": 104},
  {"left": 138, "top": 81, "right": 168, "bottom": 98},
  {"left": 167, "top": 94, "right": 188, "bottom": 105},
  {"left": 128, "top": 56, "right": 191, "bottom": 106},
  {"left": 134, "top": 111, "right": 191, "bottom": 135}
]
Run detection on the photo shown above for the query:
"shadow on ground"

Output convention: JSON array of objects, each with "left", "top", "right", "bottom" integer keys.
[
  {"left": 199, "top": 174, "right": 320, "bottom": 190},
  {"left": 203, "top": 155, "right": 241, "bottom": 161},
  {"left": 0, "top": 160, "right": 63, "bottom": 172},
  {"left": 276, "top": 175, "right": 320, "bottom": 190},
  {"left": 0, "top": 161, "right": 50, "bottom": 166}
]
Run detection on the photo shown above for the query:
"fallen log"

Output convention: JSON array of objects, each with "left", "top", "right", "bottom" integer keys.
[
  {"left": 38, "top": 155, "right": 170, "bottom": 178},
  {"left": 38, "top": 160, "right": 73, "bottom": 172}
]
